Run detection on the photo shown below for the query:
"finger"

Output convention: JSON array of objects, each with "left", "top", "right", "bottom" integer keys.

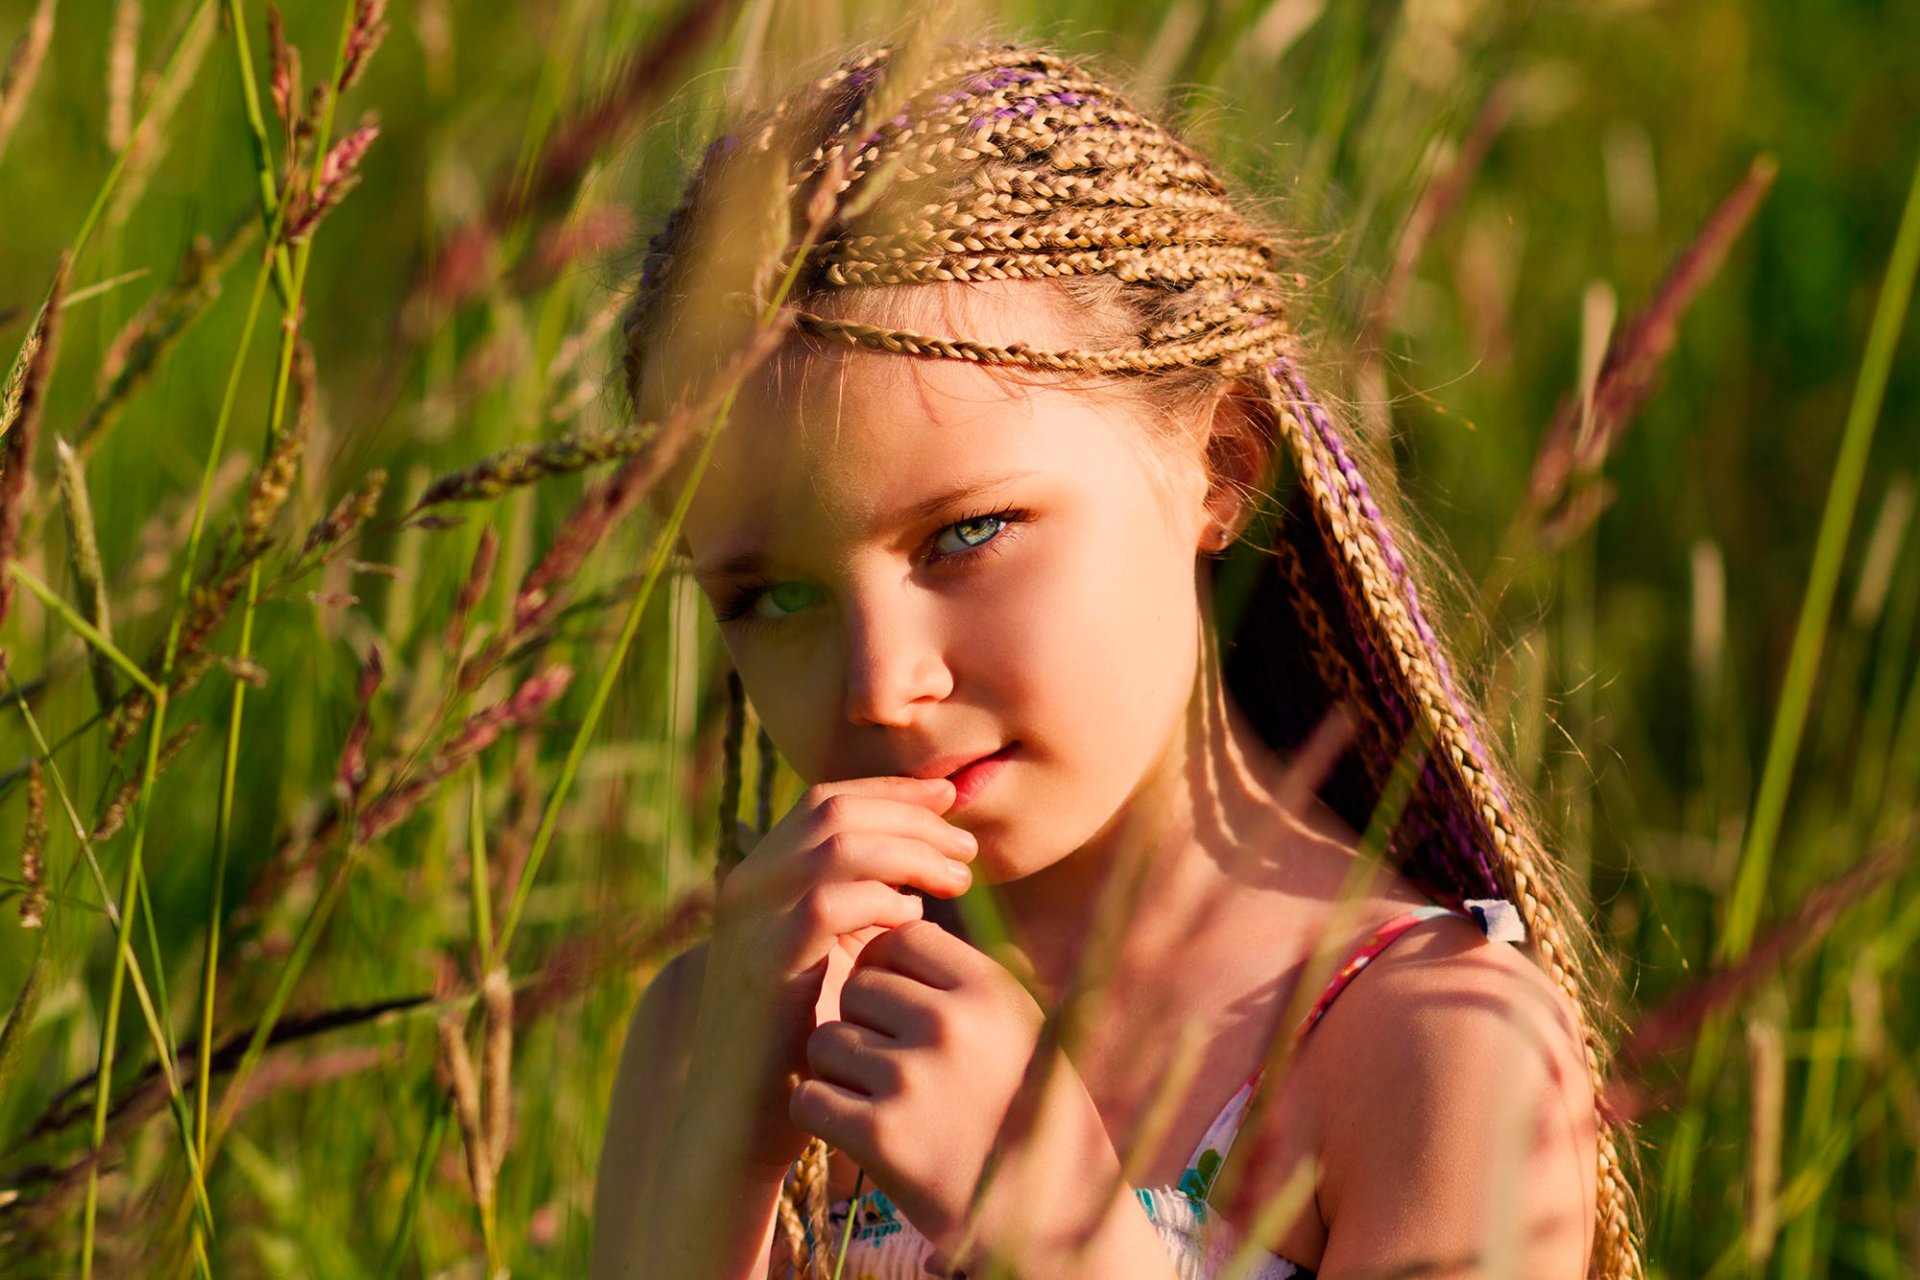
[
  {"left": 802, "top": 788, "right": 979, "bottom": 864},
  {"left": 789, "top": 881, "right": 924, "bottom": 960},
  {"left": 789, "top": 1076, "right": 872, "bottom": 1156},
  {"left": 838, "top": 964, "right": 938, "bottom": 1040},
  {"left": 799, "top": 830, "right": 974, "bottom": 901},
  {"left": 855, "top": 918, "right": 977, "bottom": 991},
  {"left": 806, "top": 1019, "right": 898, "bottom": 1096},
  {"left": 802, "top": 775, "right": 961, "bottom": 822}
]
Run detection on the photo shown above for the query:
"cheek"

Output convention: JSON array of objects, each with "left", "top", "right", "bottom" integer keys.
[
  {"left": 726, "top": 641, "right": 833, "bottom": 782},
  {"left": 974, "top": 505, "right": 1201, "bottom": 754}
]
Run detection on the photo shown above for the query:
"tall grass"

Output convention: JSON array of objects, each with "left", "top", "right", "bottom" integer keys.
[{"left": 0, "top": 1, "right": 1915, "bottom": 1276}]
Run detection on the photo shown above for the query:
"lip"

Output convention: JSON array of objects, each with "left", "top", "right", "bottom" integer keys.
[
  {"left": 945, "top": 742, "right": 1018, "bottom": 810},
  {"left": 900, "top": 745, "right": 1010, "bottom": 781}
]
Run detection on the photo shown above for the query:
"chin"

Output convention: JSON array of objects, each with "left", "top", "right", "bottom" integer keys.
[{"left": 963, "top": 821, "right": 1076, "bottom": 885}]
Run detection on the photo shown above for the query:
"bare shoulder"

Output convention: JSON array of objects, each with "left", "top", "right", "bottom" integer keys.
[
  {"left": 1302, "top": 914, "right": 1598, "bottom": 1277},
  {"left": 590, "top": 942, "right": 711, "bottom": 1275},
  {"left": 611, "top": 941, "right": 710, "bottom": 1100}
]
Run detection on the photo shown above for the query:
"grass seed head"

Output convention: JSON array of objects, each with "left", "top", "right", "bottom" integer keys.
[
  {"left": 0, "top": 0, "right": 56, "bottom": 165},
  {"left": 0, "top": 253, "right": 69, "bottom": 632},
  {"left": 338, "top": 0, "right": 391, "bottom": 95},
  {"left": 19, "top": 759, "right": 46, "bottom": 928},
  {"left": 53, "top": 438, "right": 116, "bottom": 712}
]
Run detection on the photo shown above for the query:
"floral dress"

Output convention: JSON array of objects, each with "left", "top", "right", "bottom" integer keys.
[{"left": 794, "top": 900, "right": 1523, "bottom": 1279}]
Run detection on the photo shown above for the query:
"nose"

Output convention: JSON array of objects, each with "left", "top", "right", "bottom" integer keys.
[{"left": 840, "top": 583, "right": 952, "bottom": 727}]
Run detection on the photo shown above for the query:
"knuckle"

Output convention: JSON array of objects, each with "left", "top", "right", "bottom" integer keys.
[
  {"left": 815, "top": 830, "right": 855, "bottom": 867},
  {"left": 814, "top": 792, "right": 857, "bottom": 829},
  {"left": 921, "top": 1006, "right": 961, "bottom": 1053},
  {"left": 795, "top": 887, "right": 834, "bottom": 933}
]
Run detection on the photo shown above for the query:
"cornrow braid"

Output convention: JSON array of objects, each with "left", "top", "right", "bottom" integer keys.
[
  {"left": 754, "top": 721, "right": 777, "bottom": 836},
  {"left": 634, "top": 38, "right": 1642, "bottom": 1279}
]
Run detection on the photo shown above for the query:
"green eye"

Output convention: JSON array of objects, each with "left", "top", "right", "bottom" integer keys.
[
  {"left": 764, "top": 580, "right": 821, "bottom": 617},
  {"left": 936, "top": 514, "right": 1013, "bottom": 556}
]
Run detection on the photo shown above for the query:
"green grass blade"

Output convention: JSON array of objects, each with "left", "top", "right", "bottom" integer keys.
[{"left": 1721, "top": 145, "right": 1920, "bottom": 963}]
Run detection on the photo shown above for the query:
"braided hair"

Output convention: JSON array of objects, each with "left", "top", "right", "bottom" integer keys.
[{"left": 622, "top": 39, "right": 1642, "bottom": 1280}]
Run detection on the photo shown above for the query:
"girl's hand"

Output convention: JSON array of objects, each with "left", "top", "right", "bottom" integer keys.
[
  {"left": 792, "top": 919, "right": 1138, "bottom": 1273},
  {"left": 695, "top": 777, "right": 979, "bottom": 1172}
]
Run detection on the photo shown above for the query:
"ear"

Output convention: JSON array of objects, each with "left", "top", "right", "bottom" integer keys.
[{"left": 1197, "top": 379, "right": 1276, "bottom": 550}]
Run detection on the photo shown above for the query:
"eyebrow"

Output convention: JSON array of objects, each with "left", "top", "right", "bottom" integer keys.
[{"left": 695, "top": 469, "right": 1037, "bottom": 581}]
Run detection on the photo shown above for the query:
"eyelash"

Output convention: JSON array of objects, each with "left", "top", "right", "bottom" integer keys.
[{"left": 713, "top": 505, "right": 1033, "bottom": 632}]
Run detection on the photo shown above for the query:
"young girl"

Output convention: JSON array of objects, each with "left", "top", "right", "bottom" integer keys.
[{"left": 592, "top": 39, "right": 1640, "bottom": 1280}]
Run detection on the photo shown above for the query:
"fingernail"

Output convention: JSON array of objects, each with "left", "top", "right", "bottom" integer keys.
[
  {"left": 954, "top": 828, "right": 978, "bottom": 854},
  {"left": 947, "top": 858, "right": 972, "bottom": 886}
]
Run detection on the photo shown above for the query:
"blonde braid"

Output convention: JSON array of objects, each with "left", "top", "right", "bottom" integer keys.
[
  {"left": 774, "top": 1137, "right": 834, "bottom": 1279},
  {"left": 632, "top": 38, "right": 1642, "bottom": 1278}
]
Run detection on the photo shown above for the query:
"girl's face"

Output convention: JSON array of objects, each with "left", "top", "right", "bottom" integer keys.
[{"left": 680, "top": 288, "right": 1218, "bottom": 883}]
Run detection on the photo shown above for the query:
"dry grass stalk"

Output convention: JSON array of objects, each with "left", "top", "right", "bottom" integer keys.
[
  {"left": 108, "top": 341, "right": 319, "bottom": 748},
  {"left": 286, "top": 117, "right": 381, "bottom": 244},
  {"left": 104, "top": 0, "right": 137, "bottom": 153},
  {"left": 410, "top": 420, "right": 674, "bottom": 511},
  {"left": 445, "top": 525, "right": 499, "bottom": 661},
  {"left": 106, "top": 0, "right": 216, "bottom": 230},
  {"left": 116, "top": 453, "right": 250, "bottom": 619},
  {"left": 53, "top": 439, "right": 116, "bottom": 713},
  {"left": 517, "top": 203, "right": 639, "bottom": 295},
  {"left": 218, "top": 655, "right": 267, "bottom": 688},
  {"left": 481, "top": 734, "right": 542, "bottom": 933},
  {"left": 81, "top": 216, "right": 259, "bottom": 454},
  {"left": 1528, "top": 155, "right": 1778, "bottom": 527},
  {"left": 439, "top": 311, "right": 794, "bottom": 699},
  {"left": 1744, "top": 992, "right": 1786, "bottom": 1264},
  {"left": 19, "top": 760, "right": 46, "bottom": 928},
  {"left": 1368, "top": 82, "right": 1513, "bottom": 346},
  {"left": 0, "top": 253, "right": 70, "bottom": 633},
  {"left": 0, "top": 0, "right": 55, "bottom": 164},
  {"left": 336, "top": 644, "right": 383, "bottom": 806},
  {"left": 1603, "top": 834, "right": 1910, "bottom": 1120},
  {"left": 230, "top": 1044, "right": 395, "bottom": 1112},
  {"left": 411, "top": 0, "right": 738, "bottom": 319},
  {"left": 2, "top": 1033, "right": 401, "bottom": 1234},
  {"left": 435, "top": 1014, "right": 491, "bottom": 1210},
  {"left": 21, "top": 882, "right": 705, "bottom": 1161},
  {"left": 239, "top": 343, "right": 318, "bottom": 564},
  {"left": 480, "top": 967, "right": 512, "bottom": 1175},
  {"left": 266, "top": 4, "right": 301, "bottom": 154},
  {"left": 14, "top": 992, "right": 431, "bottom": 1157},
  {"left": 4, "top": 886, "right": 715, "bottom": 1225},
  {"left": 353, "top": 665, "right": 572, "bottom": 845},
  {"left": 232, "top": 666, "right": 572, "bottom": 934},
  {"left": 337, "top": 0, "right": 389, "bottom": 96},
  {"left": 293, "top": 468, "right": 388, "bottom": 571},
  {"left": 89, "top": 722, "right": 199, "bottom": 843}
]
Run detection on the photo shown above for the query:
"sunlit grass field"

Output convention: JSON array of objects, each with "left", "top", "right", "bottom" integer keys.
[{"left": 1, "top": 0, "right": 1916, "bottom": 1275}]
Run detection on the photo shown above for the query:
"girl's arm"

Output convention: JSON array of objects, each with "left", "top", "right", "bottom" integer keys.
[
  {"left": 593, "top": 775, "right": 979, "bottom": 1278},
  {"left": 1301, "top": 918, "right": 1598, "bottom": 1277},
  {"left": 590, "top": 942, "right": 788, "bottom": 1280}
]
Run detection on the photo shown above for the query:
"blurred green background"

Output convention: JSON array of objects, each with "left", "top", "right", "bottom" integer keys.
[{"left": 1, "top": 0, "right": 1916, "bottom": 1275}]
